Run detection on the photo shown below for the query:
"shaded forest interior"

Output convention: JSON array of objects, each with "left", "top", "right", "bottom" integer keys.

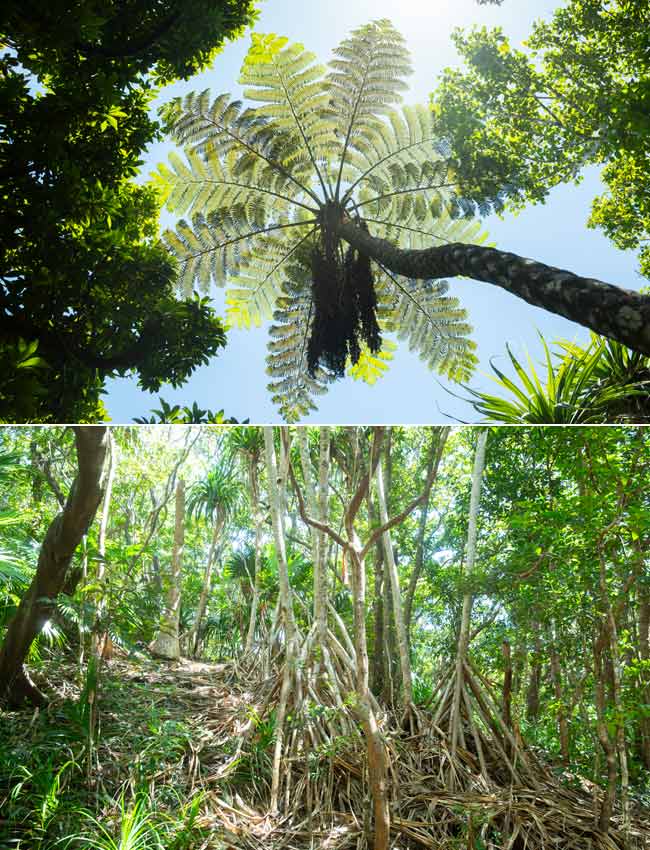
[{"left": 0, "top": 425, "right": 649, "bottom": 849}]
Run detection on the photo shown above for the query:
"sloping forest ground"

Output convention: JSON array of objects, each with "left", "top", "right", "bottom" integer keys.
[{"left": 2, "top": 648, "right": 649, "bottom": 850}]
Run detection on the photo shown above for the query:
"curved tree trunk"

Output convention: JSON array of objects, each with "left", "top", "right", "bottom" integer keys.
[
  {"left": 0, "top": 426, "right": 109, "bottom": 706},
  {"left": 150, "top": 477, "right": 185, "bottom": 661},
  {"left": 338, "top": 219, "right": 650, "bottom": 355}
]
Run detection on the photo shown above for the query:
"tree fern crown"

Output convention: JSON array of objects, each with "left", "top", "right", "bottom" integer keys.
[{"left": 154, "top": 20, "right": 492, "bottom": 421}]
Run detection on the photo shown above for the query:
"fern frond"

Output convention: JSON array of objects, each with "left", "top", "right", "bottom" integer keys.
[
  {"left": 327, "top": 19, "right": 413, "bottom": 199},
  {"left": 376, "top": 269, "right": 477, "bottom": 382},
  {"left": 347, "top": 339, "right": 397, "bottom": 385},
  {"left": 266, "top": 264, "right": 333, "bottom": 421},
  {"left": 159, "top": 89, "right": 321, "bottom": 205},
  {"left": 226, "top": 226, "right": 317, "bottom": 328},
  {"left": 240, "top": 34, "right": 334, "bottom": 197},
  {"left": 163, "top": 216, "right": 316, "bottom": 296}
]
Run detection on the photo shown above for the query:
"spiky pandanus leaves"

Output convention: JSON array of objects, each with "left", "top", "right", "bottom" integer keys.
[{"left": 155, "top": 20, "right": 497, "bottom": 420}]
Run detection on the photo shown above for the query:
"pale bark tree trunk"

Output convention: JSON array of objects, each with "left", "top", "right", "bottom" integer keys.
[
  {"left": 638, "top": 589, "right": 650, "bottom": 769},
  {"left": 375, "top": 454, "right": 413, "bottom": 708},
  {"left": 338, "top": 218, "right": 650, "bottom": 355},
  {"left": 94, "top": 430, "right": 117, "bottom": 659},
  {"left": 297, "top": 428, "right": 330, "bottom": 645},
  {"left": 370, "top": 491, "right": 386, "bottom": 698},
  {"left": 0, "top": 427, "right": 109, "bottom": 706},
  {"left": 316, "top": 428, "right": 330, "bottom": 642},
  {"left": 150, "top": 478, "right": 185, "bottom": 661},
  {"left": 264, "top": 427, "right": 297, "bottom": 813},
  {"left": 244, "top": 456, "right": 264, "bottom": 655},
  {"left": 450, "top": 429, "right": 488, "bottom": 758},
  {"left": 190, "top": 512, "right": 225, "bottom": 657}
]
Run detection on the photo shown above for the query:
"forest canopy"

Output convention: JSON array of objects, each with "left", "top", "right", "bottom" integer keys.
[{"left": 0, "top": 425, "right": 649, "bottom": 848}]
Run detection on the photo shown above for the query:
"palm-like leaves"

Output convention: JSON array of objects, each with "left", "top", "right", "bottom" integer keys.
[
  {"left": 187, "top": 462, "right": 242, "bottom": 523},
  {"left": 465, "top": 334, "right": 650, "bottom": 424},
  {"left": 155, "top": 20, "right": 495, "bottom": 420}
]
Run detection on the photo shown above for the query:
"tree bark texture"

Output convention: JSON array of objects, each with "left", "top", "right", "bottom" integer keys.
[
  {"left": 338, "top": 219, "right": 650, "bottom": 355},
  {"left": 450, "top": 429, "right": 488, "bottom": 757},
  {"left": 150, "top": 477, "right": 185, "bottom": 661},
  {"left": 0, "top": 426, "right": 109, "bottom": 706},
  {"left": 244, "top": 456, "right": 263, "bottom": 655},
  {"left": 526, "top": 620, "right": 542, "bottom": 721},
  {"left": 191, "top": 511, "right": 225, "bottom": 657},
  {"left": 375, "top": 455, "right": 413, "bottom": 708}
]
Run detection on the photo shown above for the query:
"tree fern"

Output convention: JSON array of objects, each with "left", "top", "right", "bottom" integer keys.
[{"left": 155, "top": 20, "right": 498, "bottom": 420}]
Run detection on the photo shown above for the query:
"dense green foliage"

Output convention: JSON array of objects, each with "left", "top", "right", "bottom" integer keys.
[
  {"left": 0, "top": 426, "right": 649, "bottom": 846},
  {"left": 0, "top": 1, "right": 258, "bottom": 422},
  {"left": 464, "top": 334, "right": 650, "bottom": 423},
  {"left": 432, "top": 0, "right": 650, "bottom": 278}
]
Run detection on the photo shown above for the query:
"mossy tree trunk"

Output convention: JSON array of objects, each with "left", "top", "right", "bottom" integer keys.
[{"left": 338, "top": 219, "right": 650, "bottom": 355}]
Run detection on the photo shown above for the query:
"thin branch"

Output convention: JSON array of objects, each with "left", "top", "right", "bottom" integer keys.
[
  {"left": 360, "top": 427, "right": 449, "bottom": 559},
  {"left": 287, "top": 446, "right": 348, "bottom": 550}
]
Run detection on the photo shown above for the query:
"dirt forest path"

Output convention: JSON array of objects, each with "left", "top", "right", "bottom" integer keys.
[{"left": 3, "top": 652, "right": 650, "bottom": 850}]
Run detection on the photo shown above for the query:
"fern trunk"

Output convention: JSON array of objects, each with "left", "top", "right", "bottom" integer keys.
[{"left": 338, "top": 220, "right": 650, "bottom": 354}]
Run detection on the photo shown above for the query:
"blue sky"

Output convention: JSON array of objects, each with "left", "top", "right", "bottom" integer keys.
[{"left": 105, "top": 0, "right": 643, "bottom": 424}]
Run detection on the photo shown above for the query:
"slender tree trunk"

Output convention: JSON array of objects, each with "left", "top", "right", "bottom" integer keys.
[
  {"left": 549, "top": 627, "right": 570, "bottom": 765},
  {"left": 638, "top": 589, "right": 650, "bottom": 769},
  {"left": 450, "top": 430, "right": 488, "bottom": 758},
  {"left": 526, "top": 620, "right": 542, "bottom": 721},
  {"left": 93, "top": 431, "right": 117, "bottom": 659},
  {"left": 297, "top": 428, "right": 330, "bottom": 645},
  {"left": 264, "top": 427, "right": 297, "bottom": 813},
  {"left": 338, "top": 218, "right": 650, "bottom": 355},
  {"left": 502, "top": 640, "right": 512, "bottom": 729},
  {"left": 598, "top": 551, "right": 630, "bottom": 832},
  {"left": 244, "top": 458, "right": 263, "bottom": 655},
  {"left": 349, "top": 541, "right": 390, "bottom": 850},
  {"left": 594, "top": 631, "right": 617, "bottom": 834},
  {"left": 191, "top": 512, "right": 225, "bottom": 657},
  {"left": 150, "top": 478, "right": 185, "bottom": 661},
  {"left": 316, "top": 428, "right": 330, "bottom": 642},
  {"left": 375, "top": 454, "right": 413, "bottom": 708},
  {"left": 0, "top": 427, "right": 109, "bottom": 706},
  {"left": 371, "top": 509, "right": 386, "bottom": 698}
]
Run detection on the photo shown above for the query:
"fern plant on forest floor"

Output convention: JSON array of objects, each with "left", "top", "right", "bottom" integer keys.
[{"left": 154, "top": 20, "right": 498, "bottom": 421}]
